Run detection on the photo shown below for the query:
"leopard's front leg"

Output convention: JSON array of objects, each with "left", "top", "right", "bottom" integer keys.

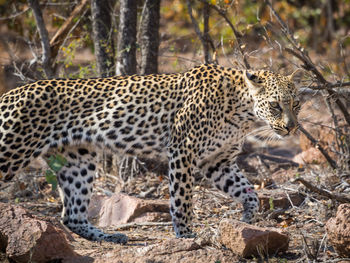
[
  {"left": 168, "top": 145, "right": 195, "bottom": 238},
  {"left": 204, "top": 160, "right": 259, "bottom": 223}
]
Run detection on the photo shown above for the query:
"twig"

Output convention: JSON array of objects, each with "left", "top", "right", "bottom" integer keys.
[
  {"left": 325, "top": 94, "right": 342, "bottom": 153},
  {"left": 293, "top": 177, "right": 350, "bottom": 203},
  {"left": 327, "top": 258, "right": 350, "bottom": 263},
  {"left": 28, "top": 0, "right": 54, "bottom": 78},
  {"left": 0, "top": 7, "right": 30, "bottom": 21},
  {"left": 284, "top": 190, "right": 296, "bottom": 209},
  {"left": 113, "top": 221, "right": 172, "bottom": 230},
  {"left": 186, "top": 0, "right": 214, "bottom": 63},
  {"left": 50, "top": 0, "right": 89, "bottom": 63},
  {"left": 301, "top": 232, "right": 315, "bottom": 260},
  {"left": 204, "top": 1, "right": 250, "bottom": 69},
  {"left": 309, "top": 81, "right": 350, "bottom": 90},
  {"left": 298, "top": 126, "right": 337, "bottom": 169}
]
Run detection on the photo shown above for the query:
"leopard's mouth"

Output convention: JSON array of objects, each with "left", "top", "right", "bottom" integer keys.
[{"left": 273, "top": 125, "right": 299, "bottom": 138}]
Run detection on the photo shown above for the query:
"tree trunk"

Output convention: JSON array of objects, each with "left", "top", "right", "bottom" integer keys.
[
  {"left": 116, "top": 0, "right": 138, "bottom": 75},
  {"left": 91, "top": 0, "right": 115, "bottom": 77},
  {"left": 203, "top": 1, "right": 210, "bottom": 64},
  {"left": 28, "top": 0, "right": 54, "bottom": 78},
  {"left": 140, "top": 0, "right": 160, "bottom": 75}
]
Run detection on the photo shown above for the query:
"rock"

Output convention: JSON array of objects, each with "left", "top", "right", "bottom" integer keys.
[
  {"left": 293, "top": 147, "right": 327, "bottom": 165},
  {"left": 325, "top": 203, "right": 350, "bottom": 257},
  {"left": 89, "top": 193, "right": 170, "bottom": 227},
  {"left": 0, "top": 202, "right": 77, "bottom": 263},
  {"left": 259, "top": 190, "right": 304, "bottom": 211},
  {"left": 219, "top": 219, "right": 289, "bottom": 257}
]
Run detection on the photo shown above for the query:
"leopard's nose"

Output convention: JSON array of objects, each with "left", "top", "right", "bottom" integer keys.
[{"left": 285, "top": 121, "right": 298, "bottom": 134}]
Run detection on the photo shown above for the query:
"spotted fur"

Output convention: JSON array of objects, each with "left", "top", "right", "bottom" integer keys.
[{"left": 0, "top": 64, "right": 299, "bottom": 243}]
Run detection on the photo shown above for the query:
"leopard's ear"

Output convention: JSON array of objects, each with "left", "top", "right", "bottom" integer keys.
[
  {"left": 288, "top": 68, "right": 303, "bottom": 82},
  {"left": 245, "top": 71, "right": 264, "bottom": 96}
]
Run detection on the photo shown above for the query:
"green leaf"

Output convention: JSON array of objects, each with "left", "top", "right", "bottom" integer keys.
[
  {"left": 45, "top": 170, "right": 58, "bottom": 191},
  {"left": 269, "top": 197, "right": 274, "bottom": 211},
  {"left": 47, "top": 154, "right": 67, "bottom": 172}
]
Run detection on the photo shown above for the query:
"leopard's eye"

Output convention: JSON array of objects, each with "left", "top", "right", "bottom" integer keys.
[
  {"left": 292, "top": 100, "right": 300, "bottom": 107},
  {"left": 269, "top": 101, "right": 280, "bottom": 109}
]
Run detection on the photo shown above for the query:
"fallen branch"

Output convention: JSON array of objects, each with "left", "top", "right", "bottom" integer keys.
[
  {"left": 293, "top": 177, "right": 350, "bottom": 203},
  {"left": 113, "top": 221, "right": 172, "bottom": 230},
  {"left": 298, "top": 125, "right": 337, "bottom": 169}
]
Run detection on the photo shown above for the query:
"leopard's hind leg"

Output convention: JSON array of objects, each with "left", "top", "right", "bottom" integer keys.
[{"left": 55, "top": 145, "right": 128, "bottom": 244}]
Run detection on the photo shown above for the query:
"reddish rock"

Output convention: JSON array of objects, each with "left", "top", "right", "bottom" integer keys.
[
  {"left": 219, "top": 219, "right": 289, "bottom": 257},
  {"left": 259, "top": 190, "right": 304, "bottom": 211},
  {"left": 326, "top": 204, "right": 350, "bottom": 257},
  {"left": 293, "top": 147, "right": 327, "bottom": 165},
  {"left": 89, "top": 193, "right": 170, "bottom": 227},
  {"left": 0, "top": 202, "right": 77, "bottom": 263}
]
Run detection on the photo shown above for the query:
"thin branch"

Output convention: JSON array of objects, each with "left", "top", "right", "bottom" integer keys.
[
  {"left": 205, "top": 1, "right": 250, "bottom": 69},
  {"left": 28, "top": 0, "right": 54, "bottom": 78},
  {"left": 0, "top": 7, "right": 30, "bottom": 21},
  {"left": 298, "top": 125, "right": 337, "bottom": 169},
  {"left": 50, "top": 0, "right": 89, "bottom": 63},
  {"left": 284, "top": 47, "right": 326, "bottom": 83},
  {"left": 293, "top": 177, "right": 350, "bottom": 203},
  {"left": 308, "top": 81, "right": 350, "bottom": 90},
  {"left": 186, "top": 0, "right": 214, "bottom": 63}
]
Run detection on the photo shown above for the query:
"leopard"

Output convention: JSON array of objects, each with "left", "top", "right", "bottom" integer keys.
[{"left": 0, "top": 64, "right": 300, "bottom": 244}]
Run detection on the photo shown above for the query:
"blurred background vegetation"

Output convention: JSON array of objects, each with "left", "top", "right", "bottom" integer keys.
[{"left": 0, "top": 0, "right": 349, "bottom": 88}]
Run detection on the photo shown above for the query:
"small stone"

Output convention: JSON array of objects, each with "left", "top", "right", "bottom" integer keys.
[
  {"left": 89, "top": 193, "right": 170, "bottom": 227},
  {"left": 326, "top": 203, "right": 350, "bottom": 257},
  {"left": 293, "top": 147, "right": 327, "bottom": 165},
  {"left": 219, "top": 219, "right": 289, "bottom": 257}
]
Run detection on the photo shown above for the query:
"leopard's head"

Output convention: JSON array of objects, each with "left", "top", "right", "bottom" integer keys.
[{"left": 244, "top": 70, "right": 301, "bottom": 137}]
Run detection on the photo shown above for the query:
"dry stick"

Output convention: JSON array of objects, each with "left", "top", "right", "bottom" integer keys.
[
  {"left": 114, "top": 221, "right": 172, "bottom": 230},
  {"left": 293, "top": 177, "right": 350, "bottom": 203},
  {"left": 28, "top": 0, "right": 53, "bottom": 78},
  {"left": 309, "top": 81, "right": 350, "bottom": 90},
  {"left": 324, "top": 94, "right": 342, "bottom": 152},
  {"left": 298, "top": 126, "right": 337, "bottom": 169},
  {"left": 205, "top": 2, "right": 250, "bottom": 69}
]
